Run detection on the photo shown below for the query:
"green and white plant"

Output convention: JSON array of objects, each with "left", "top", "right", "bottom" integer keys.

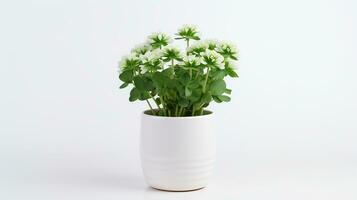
[{"left": 118, "top": 25, "right": 239, "bottom": 116}]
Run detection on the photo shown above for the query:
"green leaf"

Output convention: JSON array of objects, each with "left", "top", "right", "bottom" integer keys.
[
  {"left": 162, "top": 67, "right": 175, "bottom": 78},
  {"left": 209, "top": 80, "right": 226, "bottom": 95},
  {"left": 212, "top": 96, "right": 222, "bottom": 103},
  {"left": 134, "top": 76, "right": 154, "bottom": 91},
  {"left": 202, "top": 102, "right": 210, "bottom": 108},
  {"left": 230, "top": 55, "right": 238, "bottom": 60},
  {"left": 211, "top": 70, "right": 226, "bottom": 80},
  {"left": 218, "top": 95, "right": 231, "bottom": 102},
  {"left": 188, "top": 81, "right": 200, "bottom": 89},
  {"left": 201, "top": 92, "right": 212, "bottom": 104},
  {"left": 178, "top": 73, "right": 190, "bottom": 85},
  {"left": 178, "top": 98, "right": 189, "bottom": 107},
  {"left": 152, "top": 72, "right": 166, "bottom": 88},
  {"left": 189, "top": 88, "right": 202, "bottom": 102},
  {"left": 129, "top": 87, "right": 140, "bottom": 102},
  {"left": 119, "top": 70, "right": 134, "bottom": 83},
  {"left": 166, "top": 78, "right": 178, "bottom": 89},
  {"left": 185, "top": 87, "right": 192, "bottom": 97},
  {"left": 226, "top": 67, "right": 238, "bottom": 78},
  {"left": 119, "top": 82, "right": 129, "bottom": 89},
  {"left": 139, "top": 91, "right": 151, "bottom": 100},
  {"left": 225, "top": 88, "right": 232, "bottom": 94}
]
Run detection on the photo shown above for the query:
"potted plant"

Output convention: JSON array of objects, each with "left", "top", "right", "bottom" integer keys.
[{"left": 118, "top": 25, "right": 239, "bottom": 191}]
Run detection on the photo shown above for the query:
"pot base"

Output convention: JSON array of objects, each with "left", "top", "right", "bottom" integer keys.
[{"left": 151, "top": 186, "right": 205, "bottom": 192}]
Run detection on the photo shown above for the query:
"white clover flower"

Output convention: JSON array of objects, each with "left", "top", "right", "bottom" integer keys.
[
  {"left": 200, "top": 49, "right": 225, "bottom": 69},
  {"left": 139, "top": 49, "right": 162, "bottom": 63},
  {"left": 217, "top": 41, "right": 237, "bottom": 52},
  {"left": 216, "top": 41, "right": 238, "bottom": 60},
  {"left": 118, "top": 57, "right": 127, "bottom": 70},
  {"left": 138, "top": 51, "right": 152, "bottom": 63},
  {"left": 183, "top": 55, "right": 202, "bottom": 65},
  {"left": 187, "top": 41, "right": 208, "bottom": 55},
  {"left": 151, "top": 49, "right": 163, "bottom": 59},
  {"left": 203, "top": 39, "right": 220, "bottom": 50},
  {"left": 178, "top": 24, "right": 198, "bottom": 33},
  {"left": 161, "top": 45, "right": 183, "bottom": 62},
  {"left": 217, "top": 61, "right": 225, "bottom": 69},
  {"left": 224, "top": 60, "right": 239, "bottom": 77},
  {"left": 140, "top": 64, "right": 148, "bottom": 73},
  {"left": 119, "top": 53, "right": 140, "bottom": 71},
  {"left": 183, "top": 55, "right": 196, "bottom": 63},
  {"left": 147, "top": 32, "right": 172, "bottom": 49},
  {"left": 188, "top": 41, "right": 208, "bottom": 50},
  {"left": 200, "top": 49, "right": 224, "bottom": 61},
  {"left": 139, "top": 52, "right": 163, "bottom": 73},
  {"left": 226, "top": 60, "right": 238, "bottom": 70},
  {"left": 131, "top": 43, "right": 151, "bottom": 55},
  {"left": 176, "top": 24, "right": 200, "bottom": 40}
]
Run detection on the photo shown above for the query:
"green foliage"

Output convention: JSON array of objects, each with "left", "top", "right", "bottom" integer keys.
[
  {"left": 133, "top": 76, "right": 154, "bottom": 91},
  {"left": 210, "top": 80, "right": 226, "bottom": 96},
  {"left": 119, "top": 70, "right": 134, "bottom": 83},
  {"left": 118, "top": 25, "right": 239, "bottom": 116},
  {"left": 129, "top": 87, "right": 140, "bottom": 102}
]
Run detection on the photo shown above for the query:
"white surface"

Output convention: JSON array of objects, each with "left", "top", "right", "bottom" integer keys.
[{"left": 0, "top": 0, "right": 356, "bottom": 199}]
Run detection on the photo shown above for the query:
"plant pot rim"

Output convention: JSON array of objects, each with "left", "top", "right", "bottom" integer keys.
[{"left": 142, "top": 109, "right": 213, "bottom": 119}]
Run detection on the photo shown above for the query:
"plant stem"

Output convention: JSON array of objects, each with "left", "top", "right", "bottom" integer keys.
[
  {"left": 159, "top": 96, "right": 166, "bottom": 116},
  {"left": 191, "top": 105, "right": 196, "bottom": 116},
  {"left": 191, "top": 109, "right": 195, "bottom": 116},
  {"left": 148, "top": 93, "right": 162, "bottom": 116},
  {"left": 195, "top": 71, "right": 200, "bottom": 79},
  {"left": 171, "top": 59, "right": 174, "bottom": 67},
  {"left": 175, "top": 105, "right": 178, "bottom": 117},
  {"left": 178, "top": 106, "right": 184, "bottom": 116},
  {"left": 152, "top": 98, "right": 160, "bottom": 109},
  {"left": 149, "top": 93, "right": 160, "bottom": 109},
  {"left": 202, "top": 67, "right": 210, "bottom": 92},
  {"left": 145, "top": 99, "right": 155, "bottom": 115},
  {"left": 186, "top": 39, "right": 192, "bottom": 79},
  {"left": 199, "top": 108, "right": 204, "bottom": 115}
]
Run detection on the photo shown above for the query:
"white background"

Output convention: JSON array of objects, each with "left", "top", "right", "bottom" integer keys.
[{"left": 1, "top": 0, "right": 356, "bottom": 199}]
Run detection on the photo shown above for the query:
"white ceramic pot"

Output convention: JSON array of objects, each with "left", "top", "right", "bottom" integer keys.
[{"left": 140, "top": 110, "right": 216, "bottom": 191}]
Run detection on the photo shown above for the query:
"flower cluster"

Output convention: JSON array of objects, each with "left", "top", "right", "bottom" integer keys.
[
  {"left": 182, "top": 55, "right": 202, "bottom": 68},
  {"left": 187, "top": 42, "right": 208, "bottom": 55},
  {"left": 147, "top": 32, "right": 172, "bottom": 49},
  {"left": 131, "top": 43, "right": 151, "bottom": 56},
  {"left": 118, "top": 25, "right": 239, "bottom": 117},
  {"left": 216, "top": 41, "right": 238, "bottom": 60},
  {"left": 139, "top": 49, "right": 163, "bottom": 73},
  {"left": 200, "top": 49, "right": 225, "bottom": 69},
  {"left": 175, "top": 24, "right": 200, "bottom": 41},
  {"left": 119, "top": 54, "right": 140, "bottom": 71},
  {"left": 161, "top": 45, "right": 183, "bottom": 63}
]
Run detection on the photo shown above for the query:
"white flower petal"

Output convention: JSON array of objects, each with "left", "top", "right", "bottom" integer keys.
[{"left": 218, "top": 64, "right": 225, "bottom": 69}]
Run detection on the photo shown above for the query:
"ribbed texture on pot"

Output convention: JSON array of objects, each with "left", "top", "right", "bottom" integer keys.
[{"left": 141, "top": 154, "right": 215, "bottom": 191}]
